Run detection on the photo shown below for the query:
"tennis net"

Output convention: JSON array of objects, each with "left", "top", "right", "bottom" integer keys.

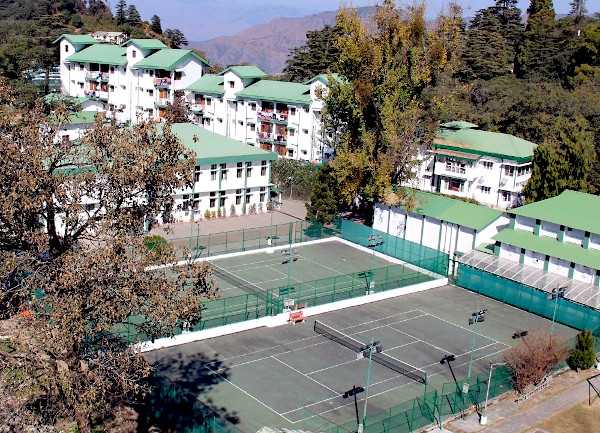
[
  {"left": 314, "top": 321, "right": 427, "bottom": 384},
  {"left": 212, "top": 265, "right": 267, "bottom": 300},
  {"left": 314, "top": 321, "right": 364, "bottom": 352}
]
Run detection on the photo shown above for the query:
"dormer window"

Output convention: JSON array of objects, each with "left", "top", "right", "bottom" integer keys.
[
  {"left": 229, "top": 81, "right": 235, "bottom": 88},
  {"left": 174, "top": 71, "right": 182, "bottom": 80},
  {"left": 64, "top": 45, "right": 69, "bottom": 52},
  {"left": 132, "top": 50, "right": 137, "bottom": 58}
]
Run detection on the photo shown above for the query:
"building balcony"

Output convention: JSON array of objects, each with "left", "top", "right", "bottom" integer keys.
[
  {"left": 154, "top": 77, "right": 171, "bottom": 89},
  {"left": 258, "top": 111, "right": 288, "bottom": 124},
  {"left": 154, "top": 98, "right": 170, "bottom": 108},
  {"left": 191, "top": 104, "right": 204, "bottom": 114},
  {"left": 258, "top": 132, "right": 287, "bottom": 145},
  {"left": 85, "top": 72, "right": 108, "bottom": 82},
  {"left": 86, "top": 90, "right": 109, "bottom": 101},
  {"left": 435, "top": 163, "right": 469, "bottom": 180}
]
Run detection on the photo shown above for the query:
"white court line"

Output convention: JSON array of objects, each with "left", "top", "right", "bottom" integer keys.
[
  {"left": 203, "top": 364, "right": 284, "bottom": 419},
  {"left": 272, "top": 357, "right": 339, "bottom": 394},
  {"left": 298, "top": 254, "right": 347, "bottom": 277}
]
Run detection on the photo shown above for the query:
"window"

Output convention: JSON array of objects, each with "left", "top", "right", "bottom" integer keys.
[
  {"left": 504, "top": 166, "right": 515, "bottom": 176},
  {"left": 261, "top": 160, "right": 267, "bottom": 176},
  {"left": 250, "top": 123, "right": 256, "bottom": 131},
  {"left": 502, "top": 191, "right": 511, "bottom": 202},
  {"left": 289, "top": 129, "right": 295, "bottom": 137},
  {"left": 79, "top": 82, "right": 84, "bottom": 89},
  {"left": 132, "top": 50, "right": 137, "bottom": 58},
  {"left": 64, "top": 45, "right": 69, "bottom": 52},
  {"left": 482, "top": 161, "right": 493, "bottom": 170},
  {"left": 250, "top": 103, "right": 256, "bottom": 111},
  {"left": 206, "top": 98, "right": 212, "bottom": 106},
  {"left": 120, "top": 85, "right": 126, "bottom": 90},
  {"left": 260, "top": 192, "right": 266, "bottom": 202},
  {"left": 287, "top": 149, "right": 294, "bottom": 157},
  {"left": 303, "top": 107, "right": 309, "bottom": 113},
  {"left": 239, "top": 101, "right": 244, "bottom": 106},
  {"left": 290, "top": 107, "right": 296, "bottom": 116},
  {"left": 447, "top": 179, "right": 463, "bottom": 192},
  {"left": 205, "top": 118, "right": 211, "bottom": 126},
  {"left": 236, "top": 189, "right": 242, "bottom": 205},
  {"left": 220, "top": 191, "right": 226, "bottom": 207},
  {"left": 210, "top": 164, "right": 217, "bottom": 181},
  {"left": 445, "top": 160, "right": 466, "bottom": 174},
  {"left": 209, "top": 191, "right": 217, "bottom": 208},
  {"left": 85, "top": 203, "right": 95, "bottom": 212},
  {"left": 516, "top": 165, "right": 532, "bottom": 176},
  {"left": 246, "top": 188, "right": 252, "bottom": 203},
  {"left": 62, "top": 135, "right": 70, "bottom": 143},
  {"left": 302, "top": 129, "right": 309, "bottom": 134},
  {"left": 220, "top": 163, "right": 227, "bottom": 180},
  {"left": 109, "top": 85, "right": 115, "bottom": 92},
  {"left": 79, "top": 64, "right": 84, "bottom": 71},
  {"left": 194, "top": 166, "right": 201, "bottom": 182},
  {"left": 229, "top": 81, "right": 235, "bottom": 88},
  {"left": 481, "top": 186, "right": 491, "bottom": 194},
  {"left": 148, "top": 89, "right": 153, "bottom": 96},
  {"left": 237, "top": 162, "right": 243, "bottom": 178},
  {"left": 217, "top": 118, "right": 223, "bottom": 123},
  {"left": 110, "top": 67, "right": 115, "bottom": 74},
  {"left": 174, "top": 71, "right": 182, "bottom": 80},
  {"left": 246, "top": 161, "right": 252, "bottom": 177}
]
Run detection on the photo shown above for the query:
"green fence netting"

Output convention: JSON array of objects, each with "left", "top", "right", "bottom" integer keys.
[
  {"left": 457, "top": 264, "right": 600, "bottom": 332},
  {"left": 339, "top": 219, "right": 449, "bottom": 276}
]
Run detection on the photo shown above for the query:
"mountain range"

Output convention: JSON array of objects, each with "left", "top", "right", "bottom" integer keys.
[{"left": 189, "top": 9, "right": 338, "bottom": 75}]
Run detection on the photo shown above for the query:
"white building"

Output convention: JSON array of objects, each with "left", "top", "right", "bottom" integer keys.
[
  {"left": 55, "top": 35, "right": 209, "bottom": 125},
  {"left": 413, "top": 121, "right": 537, "bottom": 209},
  {"left": 164, "top": 123, "right": 277, "bottom": 222},
  {"left": 89, "top": 31, "right": 126, "bottom": 45},
  {"left": 373, "top": 191, "right": 508, "bottom": 263},
  {"left": 185, "top": 67, "right": 335, "bottom": 162}
]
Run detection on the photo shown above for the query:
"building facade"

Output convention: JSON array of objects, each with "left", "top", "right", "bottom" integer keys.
[{"left": 413, "top": 121, "right": 537, "bottom": 209}]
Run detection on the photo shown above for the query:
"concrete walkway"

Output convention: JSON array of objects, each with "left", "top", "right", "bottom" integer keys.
[
  {"left": 444, "top": 370, "right": 594, "bottom": 433},
  {"left": 148, "top": 199, "right": 307, "bottom": 240}
]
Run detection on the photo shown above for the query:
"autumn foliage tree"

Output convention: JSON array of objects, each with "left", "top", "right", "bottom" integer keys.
[
  {"left": 0, "top": 81, "right": 216, "bottom": 432},
  {"left": 319, "top": 1, "right": 464, "bottom": 217},
  {"left": 504, "top": 329, "right": 569, "bottom": 393}
]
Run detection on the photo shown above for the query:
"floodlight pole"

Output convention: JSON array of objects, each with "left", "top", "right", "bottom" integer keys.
[
  {"left": 268, "top": 199, "right": 281, "bottom": 253},
  {"left": 366, "top": 233, "right": 383, "bottom": 295},
  {"left": 359, "top": 340, "right": 379, "bottom": 433},
  {"left": 467, "top": 309, "right": 487, "bottom": 382},
  {"left": 549, "top": 287, "right": 565, "bottom": 337},
  {"left": 480, "top": 362, "right": 506, "bottom": 425}
]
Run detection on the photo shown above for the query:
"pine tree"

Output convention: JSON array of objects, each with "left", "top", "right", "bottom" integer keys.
[
  {"left": 151, "top": 14, "right": 162, "bottom": 34},
  {"left": 515, "top": 0, "right": 560, "bottom": 79},
  {"left": 126, "top": 4, "right": 141, "bottom": 26},
  {"left": 115, "top": 0, "right": 127, "bottom": 25},
  {"left": 569, "top": 329, "right": 596, "bottom": 371},
  {"left": 164, "top": 28, "right": 188, "bottom": 48}
]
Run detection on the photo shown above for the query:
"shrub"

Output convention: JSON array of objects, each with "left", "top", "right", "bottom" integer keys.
[
  {"left": 217, "top": 207, "right": 222, "bottom": 218},
  {"left": 142, "top": 235, "right": 174, "bottom": 263},
  {"left": 249, "top": 204, "right": 257, "bottom": 215},
  {"left": 230, "top": 204, "right": 236, "bottom": 216},
  {"left": 569, "top": 329, "right": 596, "bottom": 371},
  {"left": 204, "top": 209, "right": 211, "bottom": 219},
  {"left": 258, "top": 203, "right": 263, "bottom": 213},
  {"left": 241, "top": 204, "right": 246, "bottom": 215},
  {"left": 211, "top": 211, "right": 217, "bottom": 219}
]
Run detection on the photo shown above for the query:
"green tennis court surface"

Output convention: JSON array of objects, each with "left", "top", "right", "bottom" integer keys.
[
  {"left": 146, "top": 285, "right": 578, "bottom": 433},
  {"left": 207, "top": 239, "right": 422, "bottom": 299}
]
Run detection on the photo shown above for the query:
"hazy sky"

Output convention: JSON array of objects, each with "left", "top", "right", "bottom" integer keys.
[{"left": 133, "top": 0, "right": 587, "bottom": 41}]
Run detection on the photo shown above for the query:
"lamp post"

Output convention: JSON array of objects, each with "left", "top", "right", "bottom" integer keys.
[
  {"left": 366, "top": 234, "right": 383, "bottom": 295},
  {"left": 342, "top": 385, "right": 365, "bottom": 427},
  {"left": 480, "top": 362, "right": 506, "bottom": 425},
  {"left": 358, "top": 340, "right": 381, "bottom": 433},
  {"left": 548, "top": 286, "right": 566, "bottom": 337},
  {"left": 440, "top": 354, "right": 458, "bottom": 384},
  {"left": 267, "top": 199, "right": 281, "bottom": 253},
  {"left": 467, "top": 309, "right": 487, "bottom": 382}
]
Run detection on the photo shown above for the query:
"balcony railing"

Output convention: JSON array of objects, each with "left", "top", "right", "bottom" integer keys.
[
  {"left": 154, "top": 98, "right": 170, "bottom": 108},
  {"left": 258, "top": 111, "right": 288, "bottom": 124},
  {"left": 191, "top": 103, "right": 204, "bottom": 113},
  {"left": 259, "top": 132, "right": 287, "bottom": 144}
]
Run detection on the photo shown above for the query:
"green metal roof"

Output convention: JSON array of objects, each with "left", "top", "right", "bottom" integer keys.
[
  {"left": 236, "top": 80, "right": 310, "bottom": 105},
  {"left": 67, "top": 111, "right": 100, "bottom": 125},
  {"left": 186, "top": 74, "right": 224, "bottom": 95},
  {"left": 219, "top": 65, "right": 268, "bottom": 79},
  {"left": 407, "top": 190, "right": 502, "bottom": 231},
  {"left": 122, "top": 39, "right": 168, "bottom": 50},
  {"left": 441, "top": 120, "right": 478, "bottom": 129},
  {"left": 66, "top": 44, "right": 127, "bottom": 66},
  {"left": 166, "top": 123, "right": 277, "bottom": 165},
  {"left": 53, "top": 34, "right": 99, "bottom": 45},
  {"left": 133, "top": 49, "right": 209, "bottom": 70},
  {"left": 493, "top": 228, "right": 600, "bottom": 270},
  {"left": 435, "top": 122, "right": 537, "bottom": 162},
  {"left": 510, "top": 190, "right": 600, "bottom": 234},
  {"left": 304, "top": 73, "right": 343, "bottom": 86}
]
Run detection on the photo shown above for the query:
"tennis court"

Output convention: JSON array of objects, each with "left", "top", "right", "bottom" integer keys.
[{"left": 146, "top": 285, "right": 578, "bottom": 433}]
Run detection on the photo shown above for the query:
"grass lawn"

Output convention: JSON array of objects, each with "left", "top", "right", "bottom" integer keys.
[{"left": 527, "top": 399, "right": 600, "bottom": 433}]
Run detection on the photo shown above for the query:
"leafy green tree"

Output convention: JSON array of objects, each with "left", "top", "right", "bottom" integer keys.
[
  {"left": 151, "top": 14, "right": 162, "bottom": 34},
  {"left": 271, "top": 158, "right": 317, "bottom": 201},
  {"left": 306, "top": 163, "right": 341, "bottom": 224},
  {"left": 569, "top": 329, "right": 596, "bottom": 371},
  {"left": 523, "top": 116, "right": 595, "bottom": 202},
  {"left": 115, "top": 0, "right": 127, "bottom": 25},
  {"left": 164, "top": 28, "right": 188, "bottom": 48},
  {"left": 283, "top": 25, "right": 341, "bottom": 83}
]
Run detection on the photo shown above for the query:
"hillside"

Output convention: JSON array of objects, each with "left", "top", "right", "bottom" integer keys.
[{"left": 189, "top": 10, "right": 338, "bottom": 75}]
